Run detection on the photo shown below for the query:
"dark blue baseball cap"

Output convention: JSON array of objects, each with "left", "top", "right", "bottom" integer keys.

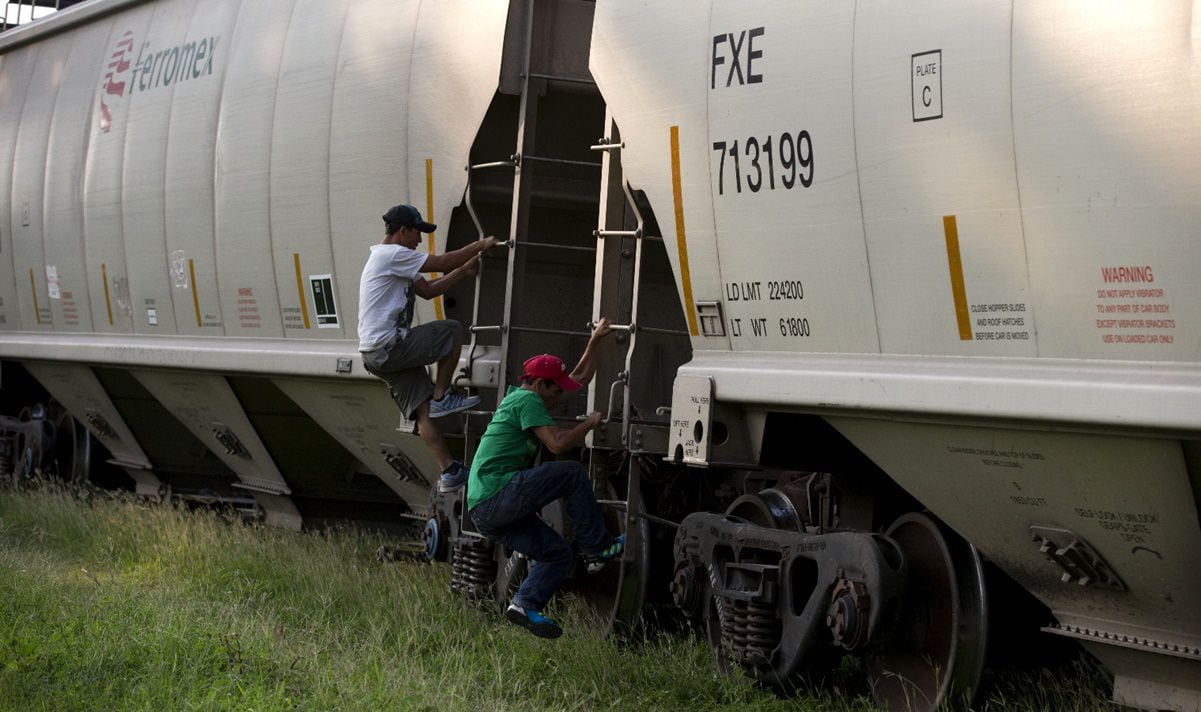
[{"left": 383, "top": 204, "right": 436, "bottom": 233}]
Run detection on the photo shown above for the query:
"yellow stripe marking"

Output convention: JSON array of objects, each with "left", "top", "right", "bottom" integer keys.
[
  {"left": 670, "top": 126, "right": 699, "bottom": 336},
  {"left": 943, "top": 215, "right": 972, "bottom": 340},
  {"left": 425, "top": 158, "right": 444, "bottom": 320},
  {"left": 101, "top": 263, "right": 114, "bottom": 325},
  {"left": 188, "top": 258, "right": 202, "bottom": 327},
  {"left": 293, "top": 253, "right": 311, "bottom": 329},
  {"left": 28, "top": 268, "right": 41, "bottom": 324}
]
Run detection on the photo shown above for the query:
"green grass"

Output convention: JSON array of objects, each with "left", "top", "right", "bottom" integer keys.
[{"left": 0, "top": 480, "right": 1115, "bottom": 711}]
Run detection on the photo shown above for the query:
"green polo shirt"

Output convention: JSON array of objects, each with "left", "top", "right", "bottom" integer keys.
[{"left": 467, "top": 386, "right": 554, "bottom": 510}]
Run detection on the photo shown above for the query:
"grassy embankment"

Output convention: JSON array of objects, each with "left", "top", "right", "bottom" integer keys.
[{"left": 0, "top": 481, "right": 1114, "bottom": 711}]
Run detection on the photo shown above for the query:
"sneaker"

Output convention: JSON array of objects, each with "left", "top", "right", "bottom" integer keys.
[
  {"left": 595, "top": 533, "right": 625, "bottom": 560},
  {"left": 584, "top": 534, "right": 625, "bottom": 574},
  {"left": 438, "top": 461, "right": 469, "bottom": 493},
  {"left": 429, "top": 389, "right": 480, "bottom": 418},
  {"left": 505, "top": 603, "right": 563, "bottom": 639}
]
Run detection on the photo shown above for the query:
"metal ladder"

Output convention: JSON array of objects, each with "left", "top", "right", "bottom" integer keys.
[
  {"left": 457, "top": 0, "right": 608, "bottom": 457},
  {"left": 443, "top": 3, "right": 692, "bottom": 626}
]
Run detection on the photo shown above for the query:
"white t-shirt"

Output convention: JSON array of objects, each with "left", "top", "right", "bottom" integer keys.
[{"left": 357, "top": 243, "right": 428, "bottom": 351}]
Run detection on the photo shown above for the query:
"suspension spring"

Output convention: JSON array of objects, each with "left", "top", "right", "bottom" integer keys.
[
  {"left": 450, "top": 538, "right": 497, "bottom": 600},
  {"left": 720, "top": 597, "right": 782, "bottom": 667}
]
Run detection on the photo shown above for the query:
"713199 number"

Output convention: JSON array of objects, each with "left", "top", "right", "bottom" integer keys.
[{"left": 713, "top": 131, "right": 813, "bottom": 196}]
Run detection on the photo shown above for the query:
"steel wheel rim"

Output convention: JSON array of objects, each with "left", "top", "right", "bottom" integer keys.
[
  {"left": 52, "top": 411, "right": 90, "bottom": 483},
  {"left": 867, "top": 512, "right": 987, "bottom": 712},
  {"left": 563, "top": 478, "right": 650, "bottom": 633}
]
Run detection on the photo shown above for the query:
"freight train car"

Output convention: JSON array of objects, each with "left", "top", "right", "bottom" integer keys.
[{"left": 1, "top": 1, "right": 1199, "bottom": 710}]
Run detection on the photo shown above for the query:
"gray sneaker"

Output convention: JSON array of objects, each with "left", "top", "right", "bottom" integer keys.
[
  {"left": 438, "top": 461, "right": 469, "bottom": 493},
  {"left": 429, "top": 390, "right": 480, "bottom": 418}
]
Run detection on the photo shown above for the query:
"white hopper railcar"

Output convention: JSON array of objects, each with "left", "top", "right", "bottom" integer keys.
[{"left": 1, "top": 1, "right": 1199, "bottom": 710}]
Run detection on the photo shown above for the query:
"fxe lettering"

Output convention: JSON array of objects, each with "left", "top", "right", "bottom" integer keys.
[{"left": 711, "top": 27, "right": 765, "bottom": 88}]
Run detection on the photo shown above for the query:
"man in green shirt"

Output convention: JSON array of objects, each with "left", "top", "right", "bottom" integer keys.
[{"left": 468, "top": 320, "right": 624, "bottom": 638}]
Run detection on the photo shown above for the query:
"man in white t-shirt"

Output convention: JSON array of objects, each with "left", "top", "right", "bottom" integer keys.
[{"left": 358, "top": 204, "right": 498, "bottom": 492}]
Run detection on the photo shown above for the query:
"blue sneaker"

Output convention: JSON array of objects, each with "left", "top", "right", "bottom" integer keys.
[
  {"left": 584, "top": 534, "right": 625, "bottom": 574},
  {"left": 505, "top": 603, "right": 563, "bottom": 639},
  {"left": 583, "top": 533, "right": 629, "bottom": 571},
  {"left": 438, "top": 461, "right": 469, "bottom": 493},
  {"left": 429, "top": 389, "right": 480, "bottom": 418},
  {"left": 595, "top": 534, "right": 625, "bottom": 560}
]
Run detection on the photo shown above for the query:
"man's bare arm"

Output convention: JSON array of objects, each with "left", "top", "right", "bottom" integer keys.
[
  {"left": 421, "top": 236, "right": 499, "bottom": 273},
  {"left": 531, "top": 412, "right": 603, "bottom": 455},
  {"left": 569, "top": 318, "right": 613, "bottom": 387},
  {"left": 414, "top": 255, "right": 479, "bottom": 299}
]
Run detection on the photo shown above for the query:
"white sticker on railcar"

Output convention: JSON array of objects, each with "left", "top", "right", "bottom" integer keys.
[
  {"left": 45, "top": 265, "right": 60, "bottom": 300},
  {"left": 308, "top": 274, "right": 339, "bottom": 328},
  {"left": 1094, "top": 264, "right": 1175, "bottom": 345},
  {"left": 170, "top": 250, "right": 189, "bottom": 289},
  {"left": 114, "top": 277, "right": 131, "bottom": 316},
  {"left": 912, "top": 50, "right": 943, "bottom": 121}
]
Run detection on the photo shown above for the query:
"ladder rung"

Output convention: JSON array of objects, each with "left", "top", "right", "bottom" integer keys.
[
  {"left": 434, "top": 411, "right": 496, "bottom": 430},
  {"left": 516, "top": 240, "right": 596, "bottom": 254},
  {"left": 509, "top": 325, "right": 591, "bottom": 338},
  {"left": 588, "top": 321, "right": 632, "bottom": 333},
  {"left": 524, "top": 72, "right": 596, "bottom": 86},
  {"left": 522, "top": 154, "right": 602, "bottom": 169},
  {"left": 470, "top": 159, "right": 517, "bottom": 170},
  {"left": 594, "top": 229, "right": 641, "bottom": 239},
  {"left": 469, "top": 324, "right": 505, "bottom": 334},
  {"left": 595, "top": 501, "right": 681, "bottom": 529},
  {"left": 638, "top": 325, "right": 689, "bottom": 337},
  {"left": 590, "top": 140, "right": 624, "bottom": 152}
]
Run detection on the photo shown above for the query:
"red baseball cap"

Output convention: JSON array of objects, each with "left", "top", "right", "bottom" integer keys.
[{"left": 522, "top": 354, "right": 582, "bottom": 392}]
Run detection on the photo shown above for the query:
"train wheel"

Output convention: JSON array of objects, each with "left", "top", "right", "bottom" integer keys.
[
  {"left": 50, "top": 410, "right": 91, "bottom": 483},
  {"left": 866, "top": 512, "right": 988, "bottom": 712},
  {"left": 493, "top": 544, "right": 527, "bottom": 607},
  {"left": 14, "top": 405, "right": 46, "bottom": 477},
  {"left": 423, "top": 514, "right": 448, "bottom": 561},
  {"left": 586, "top": 486, "right": 650, "bottom": 634},
  {"left": 565, "top": 457, "right": 651, "bottom": 635}
]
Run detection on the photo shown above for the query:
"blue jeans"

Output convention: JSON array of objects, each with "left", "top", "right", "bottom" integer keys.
[{"left": 469, "top": 460, "right": 610, "bottom": 611}]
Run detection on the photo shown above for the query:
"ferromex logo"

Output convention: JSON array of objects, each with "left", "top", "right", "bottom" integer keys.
[
  {"left": 99, "top": 30, "right": 221, "bottom": 133},
  {"left": 99, "top": 30, "right": 134, "bottom": 133}
]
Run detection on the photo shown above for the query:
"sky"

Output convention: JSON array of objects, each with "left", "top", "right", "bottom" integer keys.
[{"left": 4, "top": 2, "right": 60, "bottom": 27}]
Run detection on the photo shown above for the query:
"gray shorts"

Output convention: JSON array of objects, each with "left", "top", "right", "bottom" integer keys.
[{"left": 362, "top": 320, "right": 461, "bottom": 419}]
